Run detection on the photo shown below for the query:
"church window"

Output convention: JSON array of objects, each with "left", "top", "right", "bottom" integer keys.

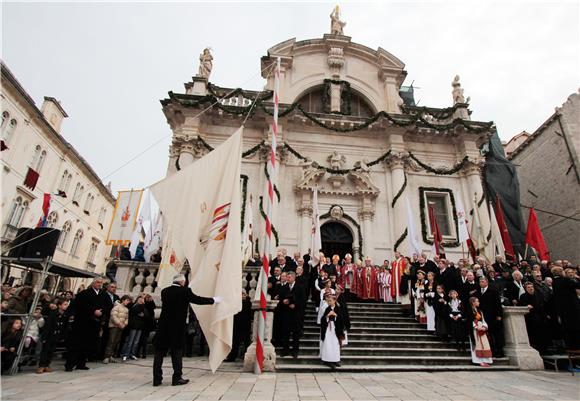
[{"left": 425, "top": 192, "right": 453, "bottom": 237}]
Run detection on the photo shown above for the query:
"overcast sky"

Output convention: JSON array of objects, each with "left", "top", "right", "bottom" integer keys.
[{"left": 2, "top": 1, "right": 578, "bottom": 193}]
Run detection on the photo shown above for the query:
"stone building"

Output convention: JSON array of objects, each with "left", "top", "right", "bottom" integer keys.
[
  {"left": 508, "top": 91, "right": 580, "bottom": 262},
  {"left": 1, "top": 62, "right": 116, "bottom": 288},
  {"left": 160, "top": 23, "right": 498, "bottom": 263}
]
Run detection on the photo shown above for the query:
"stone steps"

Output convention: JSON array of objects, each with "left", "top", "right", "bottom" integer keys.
[
  {"left": 274, "top": 363, "right": 519, "bottom": 372},
  {"left": 276, "top": 354, "right": 512, "bottom": 366},
  {"left": 274, "top": 300, "right": 517, "bottom": 372},
  {"left": 277, "top": 346, "right": 469, "bottom": 357}
]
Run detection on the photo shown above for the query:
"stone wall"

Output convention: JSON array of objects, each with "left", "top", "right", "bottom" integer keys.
[{"left": 510, "top": 92, "right": 580, "bottom": 261}]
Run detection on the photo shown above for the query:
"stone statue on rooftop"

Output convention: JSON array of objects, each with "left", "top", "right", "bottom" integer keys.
[
  {"left": 452, "top": 75, "right": 466, "bottom": 104},
  {"left": 197, "top": 48, "right": 213, "bottom": 79},
  {"left": 330, "top": 5, "right": 346, "bottom": 35}
]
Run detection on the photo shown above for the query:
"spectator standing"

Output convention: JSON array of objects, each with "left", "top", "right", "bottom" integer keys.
[
  {"left": 65, "top": 278, "right": 104, "bottom": 371},
  {"left": 37, "top": 299, "right": 70, "bottom": 373},
  {"left": 1, "top": 318, "right": 23, "bottom": 374},
  {"left": 103, "top": 295, "right": 132, "bottom": 363},
  {"left": 121, "top": 295, "right": 148, "bottom": 361}
]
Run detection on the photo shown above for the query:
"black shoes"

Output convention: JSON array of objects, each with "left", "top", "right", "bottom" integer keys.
[
  {"left": 153, "top": 381, "right": 162, "bottom": 387},
  {"left": 172, "top": 378, "right": 190, "bottom": 386},
  {"left": 76, "top": 366, "right": 90, "bottom": 370}
]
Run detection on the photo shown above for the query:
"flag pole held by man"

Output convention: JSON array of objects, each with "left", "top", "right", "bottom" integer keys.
[{"left": 150, "top": 127, "right": 244, "bottom": 379}]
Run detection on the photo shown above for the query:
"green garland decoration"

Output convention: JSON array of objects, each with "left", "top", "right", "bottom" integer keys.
[
  {"left": 393, "top": 228, "right": 408, "bottom": 252},
  {"left": 409, "top": 153, "right": 469, "bottom": 175},
  {"left": 391, "top": 171, "right": 407, "bottom": 208},
  {"left": 258, "top": 196, "right": 279, "bottom": 246},
  {"left": 418, "top": 187, "right": 460, "bottom": 248},
  {"left": 403, "top": 105, "right": 456, "bottom": 120},
  {"left": 242, "top": 141, "right": 265, "bottom": 158},
  {"left": 322, "top": 79, "right": 352, "bottom": 115},
  {"left": 263, "top": 163, "right": 281, "bottom": 202},
  {"left": 165, "top": 91, "right": 494, "bottom": 134},
  {"left": 207, "top": 83, "right": 273, "bottom": 102},
  {"left": 240, "top": 175, "right": 248, "bottom": 231},
  {"left": 320, "top": 205, "right": 363, "bottom": 253}
]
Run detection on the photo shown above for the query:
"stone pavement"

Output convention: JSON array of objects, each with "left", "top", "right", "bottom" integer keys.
[{"left": 1, "top": 358, "right": 579, "bottom": 401}]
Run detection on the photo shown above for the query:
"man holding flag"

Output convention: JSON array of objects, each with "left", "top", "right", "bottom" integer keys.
[{"left": 153, "top": 274, "right": 222, "bottom": 386}]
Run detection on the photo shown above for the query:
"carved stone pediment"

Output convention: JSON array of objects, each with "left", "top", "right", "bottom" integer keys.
[{"left": 295, "top": 165, "right": 379, "bottom": 198}]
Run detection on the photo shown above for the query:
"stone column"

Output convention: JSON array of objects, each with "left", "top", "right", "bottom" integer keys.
[
  {"left": 502, "top": 306, "right": 544, "bottom": 370},
  {"left": 243, "top": 300, "right": 278, "bottom": 372},
  {"left": 178, "top": 144, "right": 195, "bottom": 169},
  {"left": 297, "top": 192, "right": 312, "bottom": 255},
  {"left": 359, "top": 197, "right": 374, "bottom": 257},
  {"left": 389, "top": 156, "right": 406, "bottom": 255}
]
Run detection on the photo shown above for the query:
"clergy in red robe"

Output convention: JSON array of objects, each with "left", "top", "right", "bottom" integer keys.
[
  {"left": 390, "top": 251, "right": 408, "bottom": 303},
  {"left": 360, "top": 258, "right": 379, "bottom": 301},
  {"left": 339, "top": 253, "right": 357, "bottom": 301},
  {"left": 353, "top": 261, "right": 364, "bottom": 299}
]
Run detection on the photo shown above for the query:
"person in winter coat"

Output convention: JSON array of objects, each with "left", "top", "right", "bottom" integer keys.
[
  {"left": 103, "top": 295, "right": 132, "bottom": 363},
  {"left": 6, "top": 286, "right": 33, "bottom": 314},
  {"left": 121, "top": 295, "right": 148, "bottom": 361},
  {"left": 37, "top": 299, "right": 70, "bottom": 373},
  {"left": 24, "top": 306, "right": 45, "bottom": 351},
  {"left": 1, "top": 318, "right": 23, "bottom": 374},
  {"left": 137, "top": 294, "right": 156, "bottom": 359}
]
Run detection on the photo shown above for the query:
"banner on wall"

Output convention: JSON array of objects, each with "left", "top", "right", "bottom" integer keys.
[{"left": 105, "top": 189, "right": 143, "bottom": 246}]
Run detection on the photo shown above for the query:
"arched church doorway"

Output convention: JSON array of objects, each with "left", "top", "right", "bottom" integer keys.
[{"left": 321, "top": 221, "right": 353, "bottom": 262}]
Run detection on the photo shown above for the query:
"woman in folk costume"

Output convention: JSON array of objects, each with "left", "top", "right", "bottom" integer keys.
[
  {"left": 424, "top": 271, "right": 437, "bottom": 332},
  {"left": 413, "top": 270, "right": 427, "bottom": 324},
  {"left": 467, "top": 296, "right": 493, "bottom": 367},
  {"left": 339, "top": 254, "right": 357, "bottom": 302},
  {"left": 377, "top": 265, "right": 393, "bottom": 303},
  {"left": 390, "top": 251, "right": 407, "bottom": 303},
  {"left": 360, "top": 258, "right": 379, "bottom": 301},
  {"left": 313, "top": 269, "right": 328, "bottom": 312},
  {"left": 320, "top": 294, "right": 345, "bottom": 369},
  {"left": 433, "top": 284, "right": 450, "bottom": 340},
  {"left": 317, "top": 279, "right": 336, "bottom": 324},
  {"left": 447, "top": 289, "right": 466, "bottom": 351}
]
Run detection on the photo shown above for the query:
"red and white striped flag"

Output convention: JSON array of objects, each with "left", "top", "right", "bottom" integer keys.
[{"left": 256, "top": 57, "right": 281, "bottom": 373}]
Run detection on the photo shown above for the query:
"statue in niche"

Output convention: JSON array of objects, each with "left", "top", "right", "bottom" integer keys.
[
  {"left": 327, "top": 151, "right": 346, "bottom": 171},
  {"left": 197, "top": 48, "right": 213, "bottom": 79},
  {"left": 452, "top": 75, "right": 466, "bottom": 104},
  {"left": 330, "top": 5, "right": 346, "bottom": 35}
]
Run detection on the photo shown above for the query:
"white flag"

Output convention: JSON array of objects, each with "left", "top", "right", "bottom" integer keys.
[
  {"left": 405, "top": 196, "right": 422, "bottom": 256},
  {"left": 144, "top": 210, "right": 163, "bottom": 262},
  {"left": 242, "top": 195, "right": 254, "bottom": 266},
  {"left": 487, "top": 202, "right": 506, "bottom": 261},
  {"left": 310, "top": 188, "right": 322, "bottom": 265},
  {"left": 150, "top": 127, "right": 243, "bottom": 372},
  {"left": 470, "top": 198, "right": 488, "bottom": 256},
  {"left": 155, "top": 225, "right": 185, "bottom": 290},
  {"left": 129, "top": 189, "right": 152, "bottom": 258},
  {"left": 455, "top": 197, "right": 470, "bottom": 244}
]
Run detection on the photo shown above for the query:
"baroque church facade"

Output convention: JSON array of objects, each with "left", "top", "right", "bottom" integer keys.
[{"left": 160, "top": 19, "right": 496, "bottom": 263}]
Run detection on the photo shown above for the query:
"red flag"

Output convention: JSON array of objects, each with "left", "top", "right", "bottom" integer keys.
[
  {"left": 36, "top": 193, "right": 51, "bottom": 228},
  {"left": 525, "top": 208, "right": 549, "bottom": 261},
  {"left": 495, "top": 195, "right": 515, "bottom": 260},
  {"left": 428, "top": 204, "right": 444, "bottom": 257}
]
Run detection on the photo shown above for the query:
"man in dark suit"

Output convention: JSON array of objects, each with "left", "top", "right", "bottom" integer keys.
[
  {"left": 460, "top": 271, "right": 478, "bottom": 306},
  {"left": 65, "top": 277, "right": 105, "bottom": 371},
  {"left": 277, "top": 272, "right": 304, "bottom": 358},
  {"left": 436, "top": 259, "right": 457, "bottom": 293},
  {"left": 476, "top": 276, "right": 505, "bottom": 358},
  {"left": 97, "top": 282, "right": 120, "bottom": 359},
  {"left": 153, "top": 274, "right": 221, "bottom": 386},
  {"left": 551, "top": 266, "right": 580, "bottom": 349}
]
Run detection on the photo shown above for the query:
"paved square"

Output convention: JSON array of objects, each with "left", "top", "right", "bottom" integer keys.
[{"left": 1, "top": 358, "right": 579, "bottom": 401}]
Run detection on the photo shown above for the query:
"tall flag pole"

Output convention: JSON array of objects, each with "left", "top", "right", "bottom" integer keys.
[{"left": 256, "top": 57, "right": 280, "bottom": 374}]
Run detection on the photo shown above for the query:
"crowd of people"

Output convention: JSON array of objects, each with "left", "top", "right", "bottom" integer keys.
[
  {"left": 252, "top": 248, "right": 580, "bottom": 368},
  {"left": 1, "top": 248, "right": 578, "bottom": 374}
]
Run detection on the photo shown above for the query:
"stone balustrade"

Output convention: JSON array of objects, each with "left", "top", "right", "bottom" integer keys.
[{"left": 114, "top": 260, "right": 161, "bottom": 297}]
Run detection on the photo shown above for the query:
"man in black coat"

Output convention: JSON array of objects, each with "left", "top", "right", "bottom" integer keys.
[
  {"left": 435, "top": 260, "right": 457, "bottom": 293},
  {"left": 98, "top": 282, "right": 120, "bottom": 359},
  {"left": 153, "top": 274, "right": 220, "bottom": 386},
  {"left": 551, "top": 267, "right": 580, "bottom": 349},
  {"left": 277, "top": 272, "right": 305, "bottom": 358},
  {"left": 65, "top": 277, "right": 105, "bottom": 371},
  {"left": 476, "top": 276, "right": 505, "bottom": 358}
]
